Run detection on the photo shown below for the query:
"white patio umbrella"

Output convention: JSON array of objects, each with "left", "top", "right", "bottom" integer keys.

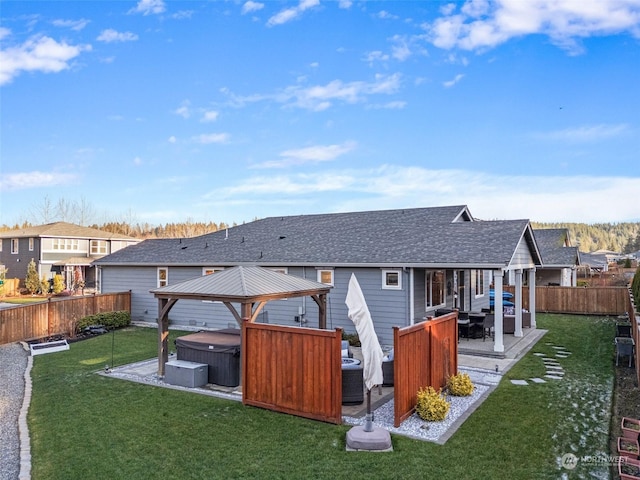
[{"left": 345, "top": 273, "right": 384, "bottom": 431}]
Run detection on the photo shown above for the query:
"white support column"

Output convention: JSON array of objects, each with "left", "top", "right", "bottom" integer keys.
[
  {"left": 572, "top": 268, "right": 577, "bottom": 287},
  {"left": 529, "top": 268, "right": 537, "bottom": 328},
  {"left": 493, "top": 271, "right": 504, "bottom": 353},
  {"left": 514, "top": 269, "right": 523, "bottom": 337}
]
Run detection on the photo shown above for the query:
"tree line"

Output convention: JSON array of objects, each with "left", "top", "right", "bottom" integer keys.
[
  {"left": 1, "top": 196, "right": 639, "bottom": 252},
  {"left": 532, "top": 221, "right": 640, "bottom": 254}
]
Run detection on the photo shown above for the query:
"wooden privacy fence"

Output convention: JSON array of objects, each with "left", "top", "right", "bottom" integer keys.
[
  {"left": 504, "top": 286, "right": 629, "bottom": 315},
  {"left": 392, "top": 313, "right": 458, "bottom": 428},
  {"left": 0, "top": 279, "right": 20, "bottom": 296},
  {"left": 0, "top": 292, "right": 131, "bottom": 345},
  {"left": 242, "top": 322, "right": 343, "bottom": 425}
]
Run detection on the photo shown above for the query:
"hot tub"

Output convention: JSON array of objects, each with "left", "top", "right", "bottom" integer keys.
[{"left": 175, "top": 329, "right": 241, "bottom": 387}]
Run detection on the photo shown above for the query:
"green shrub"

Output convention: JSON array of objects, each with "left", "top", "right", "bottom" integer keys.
[
  {"left": 415, "top": 386, "right": 450, "bottom": 422},
  {"left": 447, "top": 372, "right": 474, "bottom": 396},
  {"left": 76, "top": 311, "right": 131, "bottom": 333},
  {"left": 342, "top": 331, "right": 361, "bottom": 347},
  {"left": 52, "top": 275, "right": 65, "bottom": 294}
]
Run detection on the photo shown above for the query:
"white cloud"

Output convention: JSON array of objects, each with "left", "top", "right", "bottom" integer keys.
[
  {"left": 363, "top": 50, "right": 390, "bottom": 64},
  {"left": 201, "top": 165, "right": 640, "bottom": 223},
  {"left": 0, "top": 27, "right": 10, "bottom": 41},
  {"left": 242, "top": 1, "right": 264, "bottom": 15},
  {"left": 52, "top": 19, "right": 90, "bottom": 31},
  {"left": 339, "top": 0, "right": 353, "bottom": 9},
  {"left": 426, "top": 0, "right": 640, "bottom": 54},
  {"left": 0, "top": 171, "right": 78, "bottom": 191},
  {"left": 267, "top": 0, "right": 319, "bottom": 27},
  {"left": 192, "top": 133, "right": 230, "bottom": 144},
  {"left": 254, "top": 141, "right": 357, "bottom": 168},
  {"left": 443, "top": 73, "right": 464, "bottom": 87},
  {"left": 0, "top": 35, "right": 91, "bottom": 86},
  {"left": 221, "top": 73, "right": 402, "bottom": 112},
  {"left": 377, "top": 11, "right": 399, "bottom": 20},
  {"left": 97, "top": 29, "right": 139, "bottom": 43},
  {"left": 535, "top": 123, "right": 630, "bottom": 142},
  {"left": 168, "top": 136, "right": 177, "bottom": 143},
  {"left": 200, "top": 110, "right": 219, "bottom": 122},
  {"left": 129, "top": 0, "right": 166, "bottom": 16},
  {"left": 133, "top": 157, "right": 143, "bottom": 166},
  {"left": 174, "top": 100, "right": 191, "bottom": 118}
]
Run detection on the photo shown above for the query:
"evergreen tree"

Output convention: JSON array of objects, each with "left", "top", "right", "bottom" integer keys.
[
  {"left": 25, "top": 259, "right": 40, "bottom": 294},
  {"left": 52, "top": 274, "right": 65, "bottom": 294}
]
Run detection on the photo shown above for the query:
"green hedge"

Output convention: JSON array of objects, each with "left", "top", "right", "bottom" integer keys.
[{"left": 76, "top": 311, "right": 131, "bottom": 333}]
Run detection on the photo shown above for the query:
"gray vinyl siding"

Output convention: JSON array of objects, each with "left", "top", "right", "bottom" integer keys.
[
  {"left": 100, "top": 264, "right": 408, "bottom": 346},
  {"left": 510, "top": 238, "right": 536, "bottom": 269}
]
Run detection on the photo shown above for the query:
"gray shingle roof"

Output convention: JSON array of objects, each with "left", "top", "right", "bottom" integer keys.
[
  {"left": 95, "top": 205, "right": 541, "bottom": 268},
  {"left": 533, "top": 229, "right": 579, "bottom": 266},
  {"left": 0, "top": 222, "right": 139, "bottom": 241}
]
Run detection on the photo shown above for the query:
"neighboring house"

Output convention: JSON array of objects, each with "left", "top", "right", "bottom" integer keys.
[
  {"left": 591, "top": 249, "right": 622, "bottom": 264},
  {"left": 0, "top": 222, "right": 141, "bottom": 291},
  {"left": 532, "top": 228, "right": 580, "bottom": 286},
  {"left": 94, "top": 205, "right": 543, "bottom": 351},
  {"left": 578, "top": 252, "right": 609, "bottom": 275}
]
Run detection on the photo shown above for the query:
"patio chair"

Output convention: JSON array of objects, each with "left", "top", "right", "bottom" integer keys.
[
  {"left": 341, "top": 340, "right": 353, "bottom": 358},
  {"left": 615, "top": 338, "right": 635, "bottom": 367},
  {"left": 341, "top": 364, "right": 364, "bottom": 405},
  {"left": 482, "top": 314, "right": 495, "bottom": 342},
  {"left": 457, "top": 311, "right": 470, "bottom": 342},
  {"left": 382, "top": 349, "right": 394, "bottom": 386}
]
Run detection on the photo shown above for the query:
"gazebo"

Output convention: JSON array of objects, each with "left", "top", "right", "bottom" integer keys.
[{"left": 150, "top": 265, "right": 332, "bottom": 376}]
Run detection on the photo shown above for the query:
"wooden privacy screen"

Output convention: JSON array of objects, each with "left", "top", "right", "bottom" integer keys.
[
  {"left": 503, "top": 286, "right": 629, "bottom": 315},
  {"left": 0, "top": 292, "right": 131, "bottom": 345},
  {"left": 242, "top": 322, "right": 343, "bottom": 425},
  {"left": 393, "top": 313, "right": 458, "bottom": 428}
]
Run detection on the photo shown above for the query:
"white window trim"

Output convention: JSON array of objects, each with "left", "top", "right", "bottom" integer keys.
[
  {"left": 316, "top": 268, "right": 334, "bottom": 286},
  {"left": 382, "top": 269, "right": 402, "bottom": 290},
  {"left": 474, "top": 269, "right": 485, "bottom": 298},
  {"left": 90, "top": 240, "right": 108, "bottom": 255},
  {"left": 425, "top": 270, "right": 445, "bottom": 309},
  {"left": 270, "top": 267, "right": 288, "bottom": 275},
  {"left": 11, "top": 239, "right": 18, "bottom": 254},
  {"left": 28, "top": 238, "right": 34, "bottom": 251},
  {"left": 157, "top": 267, "right": 168, "bottom": 288},
  {"left": 202, "top": 267, "right": 224, "bottom": 276}
]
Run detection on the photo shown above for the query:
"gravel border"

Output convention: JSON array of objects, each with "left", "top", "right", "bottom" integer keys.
[
  {"left": 342, "top": 367, "right": 497, "bottom": 444},
  {"left": 0, "top": 343, "right": 29, "bottom": 480}
]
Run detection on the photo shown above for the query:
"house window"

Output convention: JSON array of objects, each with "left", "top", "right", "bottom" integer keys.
[
  {"left": 203, "top": 267, "right": 224, "bottom": 275},
  {"left": 317, "top": 269, "right": 334, "bottom": 286},
  {"left": 157, "top": 267, "right": 168, "bottom": 288},
  {"left": 270, "top": 267, "right": 288, "bottom": 275},
  {"left": 0, "top": 240, "right": 2, "bottom": 252},
  {"left": 11, "top": 239, "right": 18, "bottom": 254},
  {"left": 90, "top": 240, "right": 108, "bottom": 255},
  {"left": 29, "top": 238, "right": 34, "bottom": 251},
  {"left": 382, "top": 269, "right": 402, "bottom": 290},
  {"left": 426, "top": 270, "right": 445, "bottom": 308},
  {"left": 475, "top": 270, "right": 485, "bottom": 297},
  {"left": 52, "top": 239, "right": 79, "bottom": 251}
]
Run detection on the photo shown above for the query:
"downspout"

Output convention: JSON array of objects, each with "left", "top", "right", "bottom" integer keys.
[{"left": 409, "top": 267, "right": 415, "bottom": 325}]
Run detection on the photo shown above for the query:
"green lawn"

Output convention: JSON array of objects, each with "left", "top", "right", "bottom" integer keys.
[{"left": 29, "top": 315, "right": 616, "bottom": 479}]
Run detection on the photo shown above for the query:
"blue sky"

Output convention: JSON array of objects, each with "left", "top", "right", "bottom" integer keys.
[{"left": 1, "top": 0, "right": 639, "bottom": 227}]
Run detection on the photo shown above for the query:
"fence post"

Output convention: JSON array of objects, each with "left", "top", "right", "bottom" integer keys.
[{"left": 47, "top": 297, "right": 53, "bottom": 338}]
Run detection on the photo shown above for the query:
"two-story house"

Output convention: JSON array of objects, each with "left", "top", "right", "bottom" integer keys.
[{"left": 0, "top": 222, "right": 140, "bottom": 291}]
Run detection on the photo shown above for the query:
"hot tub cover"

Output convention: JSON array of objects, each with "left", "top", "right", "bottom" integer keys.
[{"left": 175, "top": 329, "right": 241, "bottom": 353}]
